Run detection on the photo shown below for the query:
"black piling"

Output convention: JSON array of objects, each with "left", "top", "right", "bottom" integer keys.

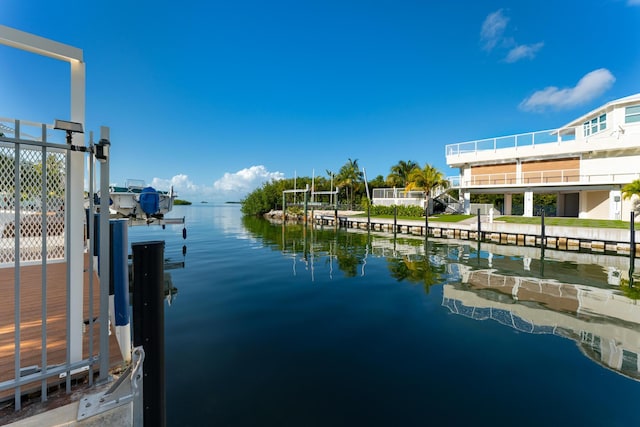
[
  {"left": 631, "top": 212, "right": 636, "bottom": 261},
  {"left": 424, "top": 207, "right": 429, "bottom": 238},
  {"left": 394, "top": 206, "right": 398, "bottom": 235},
  {"left": 477, "top": 208, "right": 481, "bottom": 242},
  {"left": 132, "top": 241, "right": 166, "bottom": 427},
  {"left": 541, "top": 210, "right": 546, "bottom": 248}
]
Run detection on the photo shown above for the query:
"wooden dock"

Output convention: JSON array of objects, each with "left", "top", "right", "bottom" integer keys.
[{"left": 0, "top": 254, "right": 124, "bottom": 404}]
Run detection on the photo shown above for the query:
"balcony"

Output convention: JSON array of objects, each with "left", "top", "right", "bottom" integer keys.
[{"left": 448, "top": 169, "right": 640, "bottom": 189}]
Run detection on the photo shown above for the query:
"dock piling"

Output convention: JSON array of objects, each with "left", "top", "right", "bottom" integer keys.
[{"left": 132, "top": 240, "right": 166, "bottom": 427}]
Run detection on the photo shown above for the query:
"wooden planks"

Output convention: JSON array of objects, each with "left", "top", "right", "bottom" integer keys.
[{"left": 0, "top": 254, "right": 123, "bottom": 401}]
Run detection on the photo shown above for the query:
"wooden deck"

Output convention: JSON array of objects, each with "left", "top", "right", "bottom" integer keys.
[{"left": 0, "top": 254, "right": 124, "bottom": 403}]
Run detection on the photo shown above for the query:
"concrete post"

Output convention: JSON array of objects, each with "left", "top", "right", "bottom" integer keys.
[
  {"left": 504, "top": 193, "right": 512, "bottom": 216},
  {"left": 463, "top": 191, "right": 470, "bottom": 215},
  {"left": 524, "top": 191, "right": 533, "bottom": 217}
]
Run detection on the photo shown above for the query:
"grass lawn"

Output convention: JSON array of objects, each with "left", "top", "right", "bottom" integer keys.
[{"left": 495, "top": 216, "right": 631, "bottom": 229}]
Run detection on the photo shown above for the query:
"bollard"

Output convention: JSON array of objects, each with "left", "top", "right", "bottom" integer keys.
[
  {"left": 631, "top": 212, "right": 636, "bottom": 260},
  {"left": 394, "top": 205, "right": 398, "bottom": 235},
  {"left": 110, "top": 219, "right": 130, "bottom": 361},
  {"left": 132, "top": 241, "right": 166, "bottom": 427},
  {"left": 424, "top": 207, "right": 429, "bottom": 237},
  {"left": 541, "top": 210, "right": 546, "bottom": 248}
]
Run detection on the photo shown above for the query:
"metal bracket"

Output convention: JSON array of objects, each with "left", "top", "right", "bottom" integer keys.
[{"left": 77, "top": 346, "right": 145, "bottom": 423}]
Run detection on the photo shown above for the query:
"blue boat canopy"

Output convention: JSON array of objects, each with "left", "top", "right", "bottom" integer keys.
[{"left": 139, "top": 187, "right": 160, "bottom": 215}]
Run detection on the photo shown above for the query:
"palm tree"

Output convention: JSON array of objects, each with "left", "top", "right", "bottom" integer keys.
[
  {"left": 622, "top": 179, "right": 640, "bottom": 216},
  {"left": 405, "top": 163, "right": 449, "bottom": 215},
  {"left": 337, "top": 158, "right": 363, "bottom": 209},
  {"left": 386, "top": 160, "right": 419, "bottom": 188}
]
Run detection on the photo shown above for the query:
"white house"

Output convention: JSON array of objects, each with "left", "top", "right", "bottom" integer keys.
[{"left": 446, "top": 93, "right": 640, "bottom": 219}]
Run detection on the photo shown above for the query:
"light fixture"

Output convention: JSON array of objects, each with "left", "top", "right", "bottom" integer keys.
[
  {"left": 54, "top": 119, "right": 84, "bottom": 144},
  {"left": 95, "top": 138, "right": 110, "bottom": 162}
]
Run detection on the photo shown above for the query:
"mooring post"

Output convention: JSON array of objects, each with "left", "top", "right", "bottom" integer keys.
[
  {"left": 367, "top": 204, "right": 370, "bottom": 230},
  {"left": 477, "top": 208, "right": 481, "bottom": 242},
  {"left": 334, "top": 186, "right": 338, "bottom": 227},
  {"left": 541, "top": 210, "right": 546, "bottom": 248},
  {"left": 304, "top": 184, "right": 309, "bottom": 225},
  {"left": 424, "top": 206, "right": 429, "bottom": 238},
  {"left": 631, "top": 212, "right": 636, "bottom": 260},
  {"left": 394, "top": 205, "right": 398, "bottom": 235},
  {"left": 282, "top": 193, "right": 286, "bottom": 220},
  {"left": 132, "top": 240, "right": 166, "bottom": 427}
]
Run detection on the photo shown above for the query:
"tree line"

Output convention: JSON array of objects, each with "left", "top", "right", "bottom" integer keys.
[{"left": 241, "top": 159, "right": 448, "bottom": 216}]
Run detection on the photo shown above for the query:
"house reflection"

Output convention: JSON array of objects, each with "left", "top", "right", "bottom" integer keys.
[{"left": 443, "top": 267, "right": 640, "bottom": 381}]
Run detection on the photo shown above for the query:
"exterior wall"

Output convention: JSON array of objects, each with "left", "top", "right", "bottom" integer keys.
[
  {"left": 470, "top": 163, "right": 516, "bottom": 185},
  {"left": 521, "top": 158, "right": 579, "bottom": 184},
  {"left": 584, "top": 191, "right": 609, "bottom": 219},
  {"left": 581, "top": 153, "right": 640, "bottom": 183}
]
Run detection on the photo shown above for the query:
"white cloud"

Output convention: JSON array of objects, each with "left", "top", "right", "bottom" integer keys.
[
  {"left": 504, "top": 42, "right": 544, "bottom": 63},
  {"left": 480, "top": 9, "right": 509, "bottom": 51},
  {"left": 481, "top": 9, "right": 543, "bottom": 62},
  {"left": 213, "top": 165, "right": 284, "bottom": 194},
  {"left": 628, "top": 0, "right": 640, "bottom": 5},
  {"left": 146, "top": 166, "right": 285, "bottom": 202},
  {"left": 519, "top": 68, "right": 616, "bottom": 112},
  {"left": 150, "top": 174, "right": 199, "bottom": 195}
]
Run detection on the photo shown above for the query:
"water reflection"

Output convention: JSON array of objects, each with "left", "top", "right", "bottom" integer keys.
[
  {"left": 443, "top": 272, "right": 640, "bottom": 381},
  {"left": 243, "top": 218, "right": 640, "bottom": 381}
]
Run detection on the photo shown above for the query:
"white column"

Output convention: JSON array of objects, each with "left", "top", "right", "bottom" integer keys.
[
  {"left": 69, "top": 59, "right": 85, "bottom": 363},
  {"left": 463, "top": 191, "right": 470, "bottom": 214},
  {"left": 524, "top": 191, "right": 533, "bottom": 217},
  {"left": 504, "top": 193, "right": 512, "bottom": 216}
]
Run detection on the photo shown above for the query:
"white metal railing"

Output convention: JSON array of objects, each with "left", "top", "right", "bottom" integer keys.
[
  {"left": 0, "top": 117, "right": 67, "bottom": 145},
  {"left": 372, "top": 188, "right": 425, "bottom": 199},
  {"left": 0, "top": 119, "right": 111, "bottom": 411},
  {"left": 448, "top": 170, "right": 640, "bottom": 188},
  {"left": 445, "top": 128, "right": 575, "bottom": 157},
  {"left": 371, "top": 188, "right": 425, "bottom": 208}
]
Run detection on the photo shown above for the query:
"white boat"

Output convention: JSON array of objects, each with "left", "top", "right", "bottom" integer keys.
[{"left": 106, "top": 179, "right": 176, "bottom": 221}]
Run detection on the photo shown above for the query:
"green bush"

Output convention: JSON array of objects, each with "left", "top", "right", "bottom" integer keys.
[{"left": 368, "top": 204, "right": 424, "bottom": 217}]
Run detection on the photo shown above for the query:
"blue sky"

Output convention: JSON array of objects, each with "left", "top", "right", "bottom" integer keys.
[{"left": 2, "top": 0, "right": 639, "bottom": 201}]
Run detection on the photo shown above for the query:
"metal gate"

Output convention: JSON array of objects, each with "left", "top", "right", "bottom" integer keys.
[{"left": 0, "top": 117, "right": 110, "bottom": 411}]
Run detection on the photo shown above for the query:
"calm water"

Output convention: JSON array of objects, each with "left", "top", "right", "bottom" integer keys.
[{"left": 128, "top": 204, "right": 640, "bottom": 426}]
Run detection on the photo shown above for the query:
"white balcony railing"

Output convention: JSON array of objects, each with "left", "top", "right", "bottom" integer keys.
[
  {"left": 445, "top": 128, "right": 572, "bottom": 158},
  {"left": 448, "top": 170, "right": 640, "bottom": 188}
]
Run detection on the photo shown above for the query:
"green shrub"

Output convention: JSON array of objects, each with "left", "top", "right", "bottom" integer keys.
[{"left": 368, "top": 204, "right": 424, "bottom": 217}]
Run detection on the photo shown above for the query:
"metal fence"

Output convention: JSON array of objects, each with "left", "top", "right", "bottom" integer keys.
[{"left": 0, "top": 118, "right": 110, "bottom": 411}]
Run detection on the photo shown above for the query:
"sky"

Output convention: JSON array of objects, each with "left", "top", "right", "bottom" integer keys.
[{"left": 1, "top": 0, "right": 639, "bottom": 202}]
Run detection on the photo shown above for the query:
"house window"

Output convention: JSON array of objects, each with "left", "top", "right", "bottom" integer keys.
[
  {"left": 583, "top": 113, "right": 607, "bottom": 136},
  {"left": 625, "top": 105, "right": 640, "bottom": 124}
]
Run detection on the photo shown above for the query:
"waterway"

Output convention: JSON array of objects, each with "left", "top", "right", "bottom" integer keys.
[{"left": 128, "top": 204, "right": 640, "bottom": 426}]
